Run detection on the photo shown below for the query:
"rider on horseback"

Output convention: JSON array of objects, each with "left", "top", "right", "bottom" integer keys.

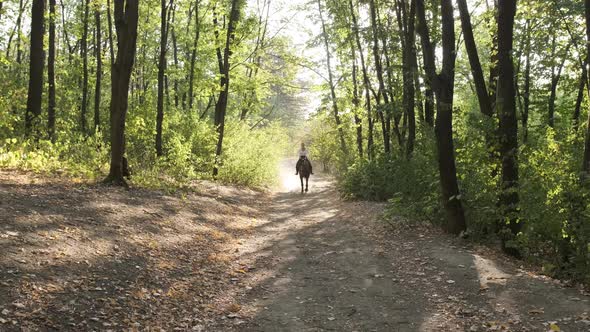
[{"left": 295, "top": 142, "right": 313, "bottom": 175}]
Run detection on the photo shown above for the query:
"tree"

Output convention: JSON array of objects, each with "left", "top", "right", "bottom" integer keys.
[
  {"left": 81, "top": 0, "right": 90, "bottom": 134},
  {"left": 457, "top": 0, "right": 493, "bottom": 118},
  {"left": 573, "top": 60, "right": 587, "bottom": 130},
  {"left": 582, "top": 0, "right": 590, "bottom": 176},
  {"left": 25, "top": 0, "right": 46, "bottom": 137},
  {"left": 94, "top": 2, "right": 103, "bottom": 132},
  {"left": 368, "top": 0, "right": 390, "bottom": 155},
  {"left": 496, "top": 0, "right": 520, "bottom": 254},
  {"left": 350, "top": 39, "right": 363, "bottom": 157},
  {"left": 350, "top": 0, "right": 374, "bottom": 159},
  {"left": 318, "top": 0, "right": 348, "bottom": 156},
  {"left": 156, "top": 0, "right": 173, "bottom": 157},
  {"left": 104, "top": 0, "right": 139, "bottom": 186},
  {"left": 188, "top": 0, "right": 202, "bottom": 112},
  {"left": 547, "top": 36, "right": 571, "bottom": 128},
  {"left": 416, "top": 0, "right": 466, "bottom": 234},
  {"left": 522, "top": 19, "right": 531, "bottom": 142},
  {"left": 213, "top": 0, "right": 245, "bottom": 176},
  {"left": 397, "top": 0, "right": 416, "bottom": 158},
  {"left": 48, "top": 0, "right": 56, "bottom": 141}
]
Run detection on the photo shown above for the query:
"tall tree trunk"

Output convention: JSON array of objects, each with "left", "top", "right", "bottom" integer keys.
[
  {"left": 574, "top": 60, "right": 587, "bottom": 130},
  {"left": 548, "top": 40, "right": 571, "bottom": 128},
  {"left": 401, "top": 0, "right": 416, "bottom": 159},
  {"left": 16, "top": 0, "right": 24, "bottom": 65},
  {"left": 416, "top": 0, "right": 466, "bottom": 234},
  {"left": 416, "top": 0, "right": 434, "bottom": 127},
  {"left": 424, "top": 87, "right": 434, "bottom": 126},
  {"left": 350, "top": 0, "right": 374, "bottom": 159},
  {"left": 81, "top": 0, "right": 90, "bottom": 134},
  {"left": 522, "top": 19, "right": 531, "bottom": 142},
  {"left": 107, "top": 0, "right": 115, "bottom": 65},
  {"left": 457, "top": 0, "right": 493, "bottom": 117},
  {"left": 213, "top": 0, "right": 244, "bottom": 176},
  {"left": 104, "top": 0, "right": 140, "bottom": 186},
  {"left": 318, "top": 0, "right": 347, "bottom": 155},
  {"left": 496, "top": 0, "right": 520, "bottom": 254},
  {"left": 369, "top": 0, "right": 390, "bottom": 155},
  {"left": 25, "top": 0, "right": 45, "bottom": 137},
  {"left": 582, "top": 0, "right": 590, "bottom": 176},
  {"left": 156, "top": 0, "right": 172, "bottom": 157},
  {"left": 488, "top": 0, "right": 499, "bottom": 105},
  {"left": 350, "top": 39, "right": 363, "bottom": 158},
  {"left": 48, "top": 0, "right": 56, "bottom": 141},
  {"left": 412, "top": 37, "right": 424, "bottom": 124},
  {"left": 171, "top": 12, "right": 180, "bottom": 108},
  {"left": 94, "top": 5, "right": 103, "bottom": 132},
  {"left": 6, "top": 0, "right": 24, "bottom": 60},
  {"left": 188, "top": 1, "right": 200, "bottom": 111}
]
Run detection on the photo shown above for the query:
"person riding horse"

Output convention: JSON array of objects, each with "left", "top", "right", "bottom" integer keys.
[{"left": 295, "top": 143, "right": 313, "bottom": 175}]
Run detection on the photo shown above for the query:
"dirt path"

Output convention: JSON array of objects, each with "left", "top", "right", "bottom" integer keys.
[
  {"left": 218, "top": 161, "right": 590, "bottom": 332},
  {"left": 1, "top": 164, "right": 590, "bottom": 331}
]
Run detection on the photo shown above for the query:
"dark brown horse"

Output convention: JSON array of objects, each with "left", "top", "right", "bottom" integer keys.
[{"left": 298, "top": 158, "right": 312, "bottom": 193}]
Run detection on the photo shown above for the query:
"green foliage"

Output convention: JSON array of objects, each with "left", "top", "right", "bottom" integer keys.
[
  {"left": 338, "top": 135, "right": 441, "bottom": 223},
  {"left": 0, "top": 133, "right": 108, "bottom": 180},
  {"left": 217, "top": 122, "right": 289, "bottom": 187},
  {"left": 0, "top": 116, "right": 289, "bottom": 189}
]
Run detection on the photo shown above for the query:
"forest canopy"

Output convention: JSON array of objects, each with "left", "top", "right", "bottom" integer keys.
[{"left": 1, "top": 0, "right": 590, "bottom": 284}]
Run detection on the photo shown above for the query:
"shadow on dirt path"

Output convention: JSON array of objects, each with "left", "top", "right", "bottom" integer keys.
[{"left": 220, "top": 160, "right": 590, "bottom": 332}]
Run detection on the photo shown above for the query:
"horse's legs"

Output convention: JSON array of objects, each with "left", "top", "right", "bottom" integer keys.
[
  {"left": 300, "top": 176, "right": 304, "bottom": 193},
  {"left": 305, "top": 176, "right": 309, "bottom": 192}
]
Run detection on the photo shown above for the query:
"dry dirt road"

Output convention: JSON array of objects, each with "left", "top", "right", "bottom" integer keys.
[
  {"left": 220, "top": 160, "right": 590, "bottom": 332},
  {"left": 1, "top": 163, "right": 590, "bottom": 331}
]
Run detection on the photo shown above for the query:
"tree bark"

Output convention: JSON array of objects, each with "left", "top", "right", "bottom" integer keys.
[
  {"left": 104, "top": 0, "right": 140, "bottom": 186},
  {"left": 107, "top": 0, "right": 115, "bottom": 65},
  {"left": 94, "top": 5, "right": 103, "bottom": 133},
  {"left": 213, "top": 0, "right": 244, "bottom": 176},
  {"left": 48, "top": 0, "right": 56, "bottom": 141},
  {"left": 369, "top": 0, "right": 390, "bottom": 155},
  {"left": 496, "top": 0, "right": 520, "bottom": 254},
  {"left": 582, "top": 0, "right": 590, "bottom": 176},
  {"left": 401, "top": 0, "right": 416, "bottom": 159},
  {"left": 318, "top": 0, "right": 347, "bottom": 156},
  {"left": 25, "top": 0, "right": 45, "bottom": 137},
  {"left": 488, "top": 0, "right": 499, "bottom": 105},
  {"left": 416, "top": 0, "right": 466, "bottom": 234},
  {"left": 350, "top": 0, "right": 374, "bottom": 159},
  {"left": 457, "top": 0, "right": 493, "bottom": 117},
  {"left": 171, "top": 8, "right": 180, "bottom": 108},
  {"left": 81, "top": 0, "right": 90, "bottom": 134},
  {"left": 522, "top": 19, "right": 531, "bottom": 142},
  {"left": 156, "top": 0, "right": 172, "bottom": 157},
  {"left": 16, "top": 0, "right": 24, "bottom": 65},
  {"left": 350, "top": 39, "right": 363, "bottom": 158},
  {"left": 574, "top": 60, "right": 587, "bottom": 130},
  {"left": 188, "top": 0, "right": 201, "bottom": 111}
]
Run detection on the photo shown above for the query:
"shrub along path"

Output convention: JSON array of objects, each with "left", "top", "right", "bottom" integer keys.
[{"left": 1, "top": 164, "right": 589, "bottom": 331}]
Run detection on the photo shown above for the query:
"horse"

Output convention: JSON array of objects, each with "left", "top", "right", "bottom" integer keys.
[{"left": 298, "top": 157, "right": 312, "bottom": 193}]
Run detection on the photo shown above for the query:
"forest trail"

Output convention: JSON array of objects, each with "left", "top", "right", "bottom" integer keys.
[
  {"left": 221, "top": 160, "right": 590, "bottom": 332},
  {"left": 1, "top": 166, "right": 590, "bottom": 331}
]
